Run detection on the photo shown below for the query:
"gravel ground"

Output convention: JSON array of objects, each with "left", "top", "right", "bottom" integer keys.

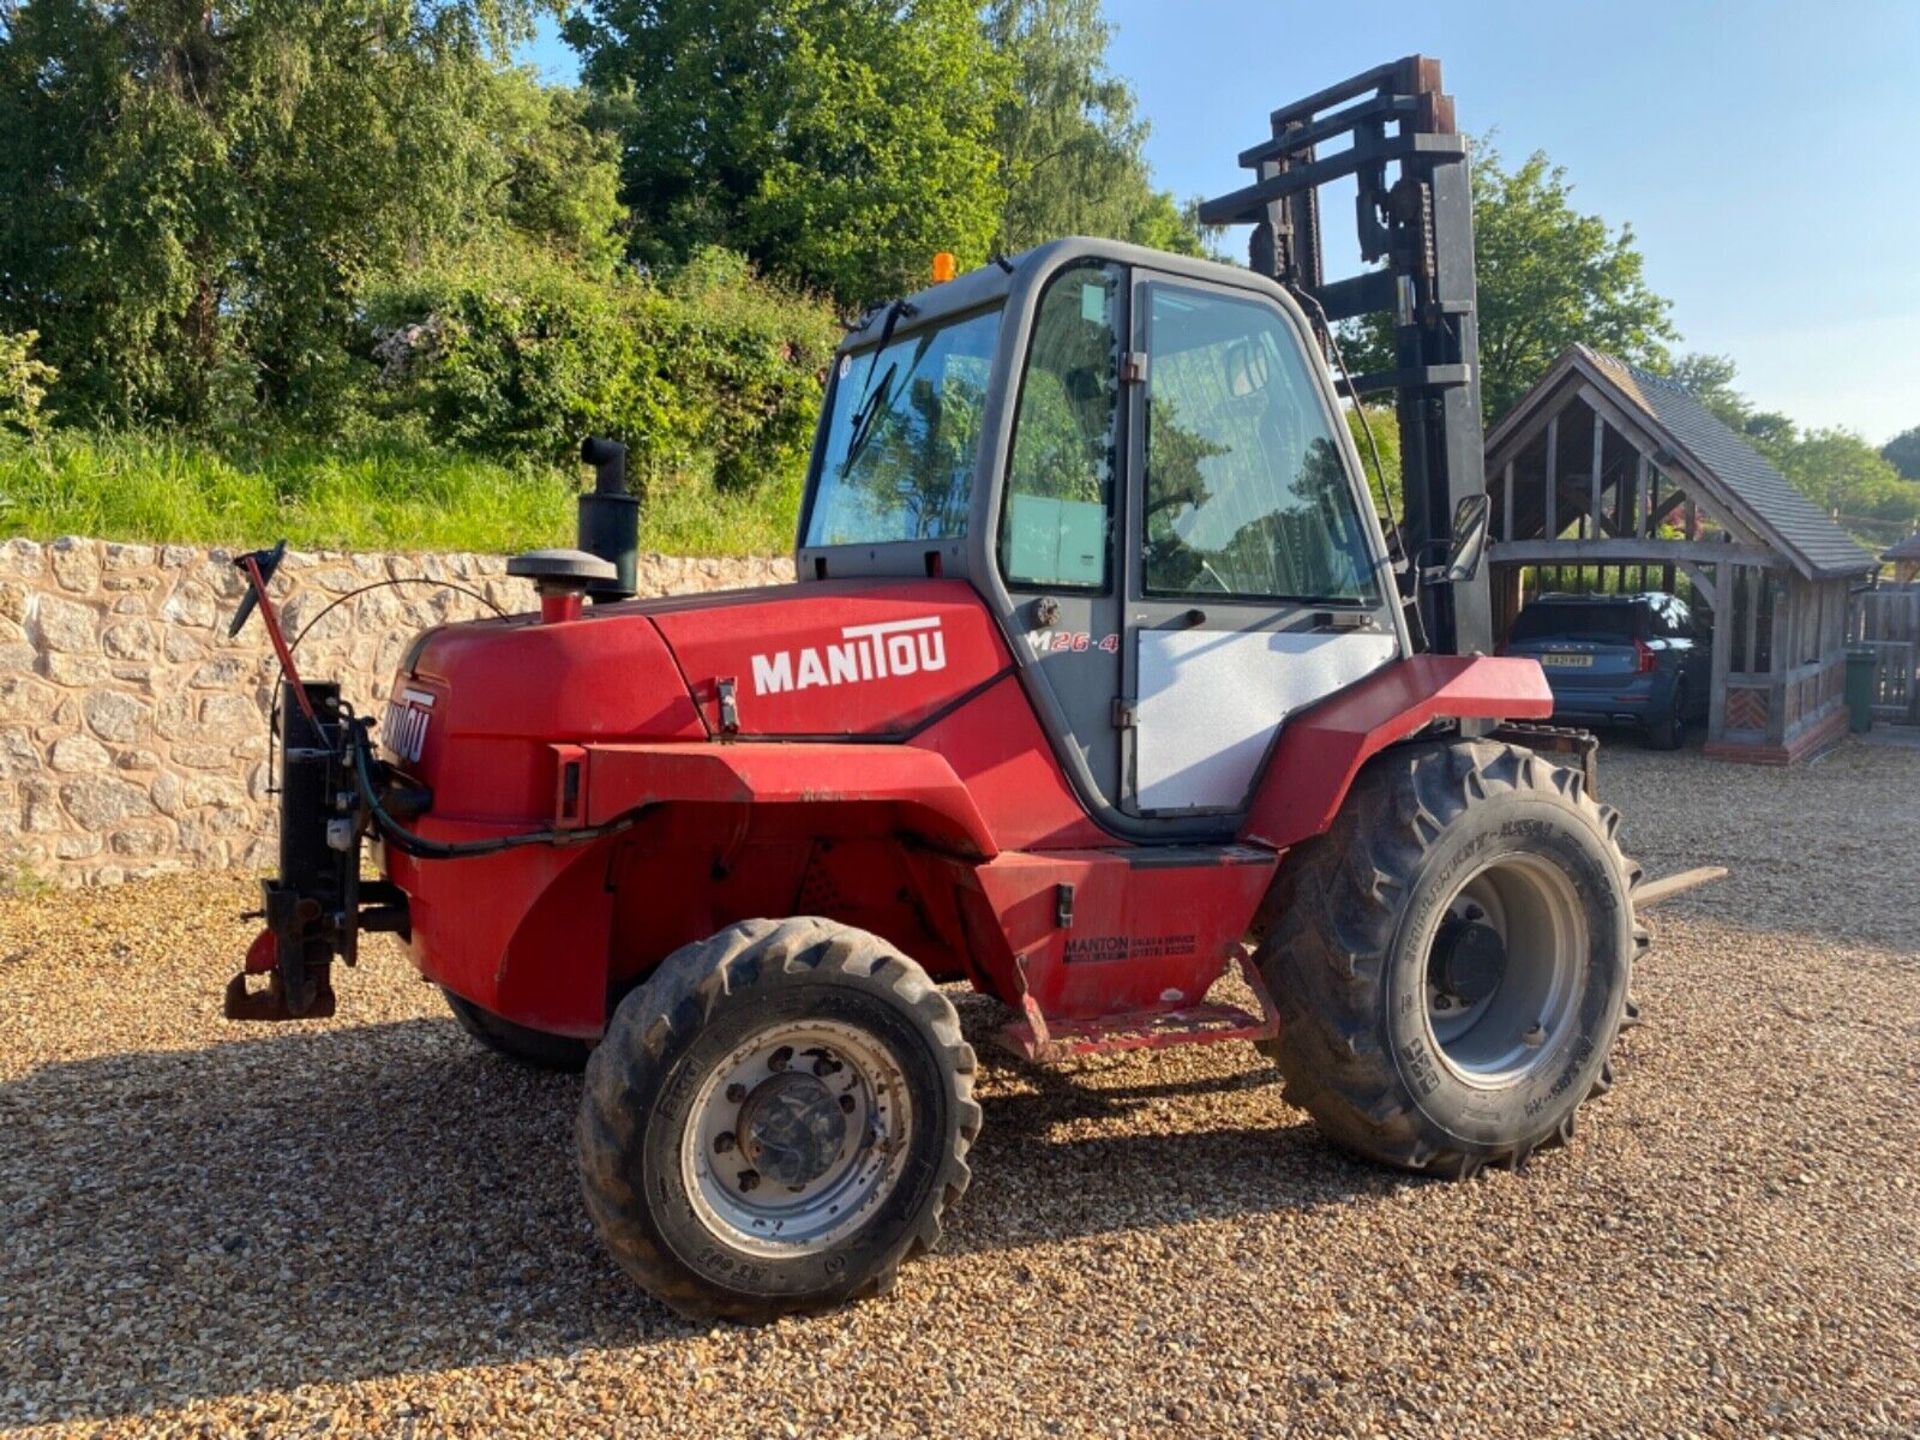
[{"left": 3, "top": 735, "right": 1919, "bottom": 1439}]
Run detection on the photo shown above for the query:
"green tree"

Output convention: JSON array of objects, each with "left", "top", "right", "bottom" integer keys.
[
  {"left": 1773, "top": 428, "right": 1920, "bottom": 539},
  {"left": 1345, "top": 145, "right": 1676, "bottom": 426},
  {"left": 0, "top": 0, "right": 606, "bottom": 427},
  {"left": 486, "top": 72, "right": 628, "bottom": 275},
  {"left": 1881, "top": 425, "right": 1920, "bottom": 482},
  {"left": 1345, "top": 404, "right": 1401, "bottom": 516},
  {"left": 985, "top": 0, "right": 1201, "bottom": 256},
  {"left": 568, "top": 0, "right": 1008, "bottom": 306}
]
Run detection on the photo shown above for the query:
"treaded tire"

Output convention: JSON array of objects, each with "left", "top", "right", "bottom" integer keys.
[
  {"left": 443, "top": 988, "right": 591, "bottom": 1072},
  {"left": 1256, "top": 739, "right": 1647, "bottom": 1178},
  {"left": 577, "top": 918, "right": 980, "bottom": 1323},
  {"left": 1648, "top": 690, "right": 1685, "bottom": 750}
]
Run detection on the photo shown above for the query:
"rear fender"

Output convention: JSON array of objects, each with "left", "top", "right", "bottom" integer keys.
[
  {"left": 579, "top": 742, "right": 1000, "bottom": 859},
  {"left": 397, "top": 743, "right": 997, "bottom": 1039},
  {"left": 1240, "top": 655, "right": 1552, "bottom": 851}
]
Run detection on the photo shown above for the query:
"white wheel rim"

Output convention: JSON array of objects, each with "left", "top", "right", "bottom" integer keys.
[
  {"left": 1424, "top": 854, "right": 1587, "bottom": 1086},
  {"left": 681, "top": 1018, "right": 914, "bottom": 1258}
]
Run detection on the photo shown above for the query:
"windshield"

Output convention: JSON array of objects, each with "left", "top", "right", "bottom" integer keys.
[
  {"left": 804, "top": 308, "right": 1001, "bottom": 547},
  {"left": 1510, "top": 602, "right": 1648, "bottom": 644}
]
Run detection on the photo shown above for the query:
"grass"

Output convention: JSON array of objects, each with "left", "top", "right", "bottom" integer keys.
[{"left": 0, "top": 429, "right": 796, "bottom": 556}]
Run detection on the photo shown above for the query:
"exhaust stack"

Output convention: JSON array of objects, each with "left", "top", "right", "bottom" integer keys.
[{"left": 577, "top": 435, "right": 639, "bottom": 603}]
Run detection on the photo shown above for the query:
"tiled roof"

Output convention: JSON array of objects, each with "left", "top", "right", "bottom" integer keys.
[{"left": 1573, "top": 347, "right": 1877, "bottom": 579}]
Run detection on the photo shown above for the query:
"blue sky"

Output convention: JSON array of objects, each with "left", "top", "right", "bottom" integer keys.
[{"left": 521, "top": 2, "right": 1920, "bottom": 442}]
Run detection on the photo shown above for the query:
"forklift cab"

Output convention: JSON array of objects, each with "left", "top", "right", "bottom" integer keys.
[{"left": 797, "top": 239, "right": 1409, "bottom": 839}]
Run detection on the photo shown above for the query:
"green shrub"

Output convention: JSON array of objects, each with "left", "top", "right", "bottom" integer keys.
[
  {"left": 0, "top": 329, "right": 56, "bottom": 440},
  {"left": 365, "top": 245, "right": 837, "bottom": 492}
]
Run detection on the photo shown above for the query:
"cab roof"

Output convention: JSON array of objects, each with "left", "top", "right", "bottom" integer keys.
[{"left": 837, "top": 237, "right": 1284, "bottom": 353}]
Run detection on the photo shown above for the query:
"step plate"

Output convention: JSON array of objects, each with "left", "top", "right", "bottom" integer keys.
[{"left": 996, "top": 956, "right": 1282, "bottom": 1063}]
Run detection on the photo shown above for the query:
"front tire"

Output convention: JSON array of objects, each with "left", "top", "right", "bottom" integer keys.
[
  {"left": 577, "top": 918, "right": 979, "bottom": 1322},
  {"left": 1257, "top": 740, "right": 1645, "bottom": 1178}
]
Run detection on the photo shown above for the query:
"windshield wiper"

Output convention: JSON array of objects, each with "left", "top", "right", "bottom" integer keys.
[
  {"left": 839, "top": 361, "right": 897, "bottom": 477},
  {"left": 835, "top": 296, "right": 918, "bottom": 479}
]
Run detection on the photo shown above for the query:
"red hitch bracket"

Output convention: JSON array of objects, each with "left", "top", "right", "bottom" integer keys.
[{"left": 223, "top": 930, "right": 338, "bottom": 1022}]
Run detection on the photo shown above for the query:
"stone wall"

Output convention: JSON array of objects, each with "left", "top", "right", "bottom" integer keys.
[{"left": 0, "top": 537, "right": 793, "bottom": 888}]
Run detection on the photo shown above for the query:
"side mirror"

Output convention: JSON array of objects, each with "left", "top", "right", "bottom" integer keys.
[{"left": 1439, "top": 493, "right": 1492, "bottom": 583}]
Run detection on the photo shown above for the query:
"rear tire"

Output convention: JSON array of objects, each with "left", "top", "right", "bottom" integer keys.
[
  {"left": 1648, "top": 690, "right": 1686, "bottom": 750},
  {"left": 1256, "top": 740, "right": 1645, "bottom": 1178},
  {"left": 443, "top": 988, "right": 591, "bottom": 1072},
  {"left": 577, "top": 918, "right": 979, "bottom": 1323}
]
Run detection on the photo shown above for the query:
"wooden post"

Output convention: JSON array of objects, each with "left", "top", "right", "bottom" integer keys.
[
  {"left": 1545, "top": 416, "right": 1558, "bottom": 541},
  {"left": 1709, "top": 562, "right": 1733, "bottom": 741},
  {"left": 1742, "top": 567, "right": 1760, "bottom": 674},
  {"left": 1637, "top": 454, "right": 1651, "bottom": 537},
  {"left": 1766, "top": 572, "right": 1792, "bottom": 745},
  {"left": 1503, "top": 459, "right": 1514, "bottom": 542},
  {"left": 1589, "top": 409, "right": 1605, "bottom": 539}
]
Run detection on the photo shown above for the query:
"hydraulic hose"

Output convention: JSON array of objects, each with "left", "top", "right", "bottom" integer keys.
[{"left": 348, "top": 721, "right": 639, "bottom": 861}]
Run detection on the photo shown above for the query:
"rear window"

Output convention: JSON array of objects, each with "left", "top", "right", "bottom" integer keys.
[{"left": 1510, "top": 602, "right": 1647, "bottom": 644}]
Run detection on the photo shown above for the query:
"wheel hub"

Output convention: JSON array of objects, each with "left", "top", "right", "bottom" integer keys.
[
  {"left": 1432, "top": 917, "right": 1506, "bottom": 1007},
  {"left": 736, "top": 1071, "right": 849, "bottom": 1188},
  {"left": 681, "top": 1018, "right": 914, "bottom": 1258},
  {"left": 1424, "top": 857, "right": 1586, "bottom": 1084}
]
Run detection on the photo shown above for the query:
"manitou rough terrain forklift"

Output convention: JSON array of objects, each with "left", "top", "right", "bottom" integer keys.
[{"left": 224, "top": 59, "right": 1708, "bottom": 1321}]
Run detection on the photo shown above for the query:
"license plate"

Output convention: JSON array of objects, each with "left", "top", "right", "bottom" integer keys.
[
  {"left": 381, "top": 689, "right": 434, "bottom": 763},
  {"left": 1541, "top": 652, "right": 1593, "bottom": 669}
]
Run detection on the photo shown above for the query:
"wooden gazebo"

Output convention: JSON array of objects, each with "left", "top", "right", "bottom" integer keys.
[
  {"left": 1484, "top": 347, "right": 1877, "bottom": 764},
  {"left": 1886, "top": 534, "right": 1920, "bottom": 586}
]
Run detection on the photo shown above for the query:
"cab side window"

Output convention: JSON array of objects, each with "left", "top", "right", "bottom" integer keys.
[
  {"left": 1140, "top": 284, "right": 1377, "bottom": 603},
  {"left": 999, "top": 263, "right": 1122, "bottom": 590}
]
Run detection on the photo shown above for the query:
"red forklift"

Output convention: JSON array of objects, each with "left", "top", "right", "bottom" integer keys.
[{"left": 224, "top": 59, "right": 1707, "bottom": 1321}]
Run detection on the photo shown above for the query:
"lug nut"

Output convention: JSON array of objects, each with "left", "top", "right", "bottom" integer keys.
[
  {"left": 713, "top": 1131, "right": 736, "bottom": 1154},
  {"left": 838, "top": 1094, "right": 856, "bottom": 1113},
  {"left": 737, "top": 1169, "right": 760, "bottom": 1192},
  {"left": 768, "top": 1046, "right": 793, "bottom": 1072},
  {"left": 725, "top": 1083, "right": 747, "bottom": 1104}
]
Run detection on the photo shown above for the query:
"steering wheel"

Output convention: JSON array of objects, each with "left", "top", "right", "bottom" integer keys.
[
  {"left": 228, "top": 539, "right": 288, "bottom": 638},
  {"left": 1144, "top": 485, "right": 1197, "bottom": 521}
]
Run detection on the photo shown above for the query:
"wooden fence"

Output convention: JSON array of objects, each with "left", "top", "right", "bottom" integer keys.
[{"left": 1849, "top": 587, "right": 1920, "bottom": 724}]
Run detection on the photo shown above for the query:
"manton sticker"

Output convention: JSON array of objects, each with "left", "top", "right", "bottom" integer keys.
[
  {"left": 1063, "top": 933, "right": 1198, "bottom": 964},
  {"left": 750, "top": 617, "right": 948, "bottom": 696}
]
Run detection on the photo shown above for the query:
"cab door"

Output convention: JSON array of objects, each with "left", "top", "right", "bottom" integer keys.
[
  {"left": 1120, "top": 274, "right": 1400, "bottom": 818},
  {"left": 994, "top": 259, "right": 1130, "bottom": 809}
]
